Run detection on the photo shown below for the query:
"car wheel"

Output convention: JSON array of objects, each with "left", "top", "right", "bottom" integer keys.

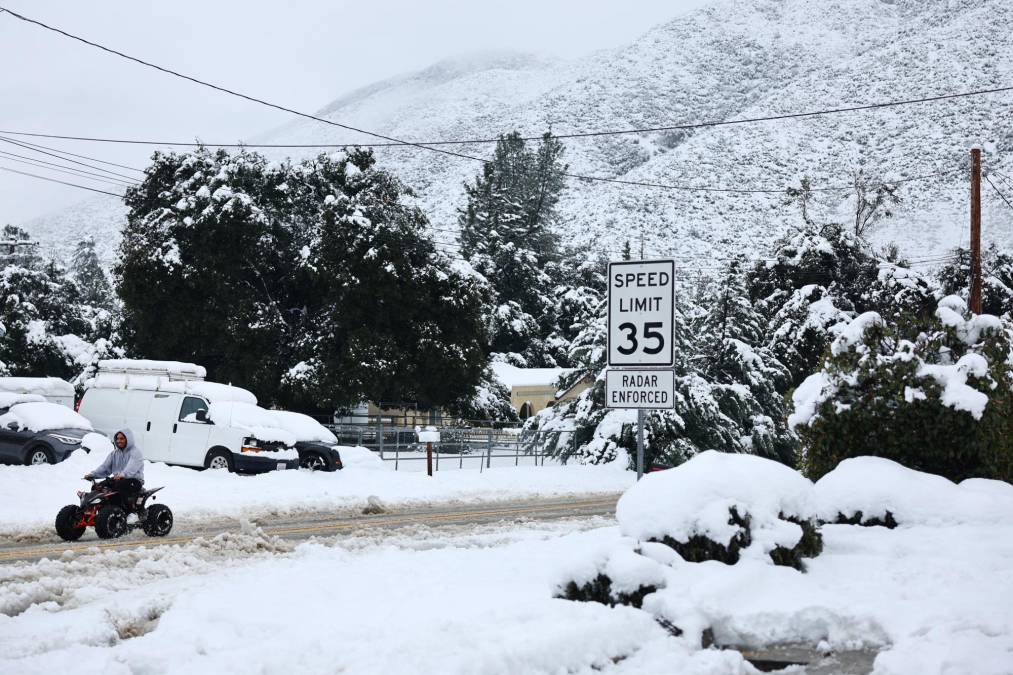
[
  {"left": 204, "top": 449, "right": 234, "bottom": 472},
  {"left": 25, "top": 447, "right": 53, "bottom": 466},
  {"left": 95, "top": 505, "right": 127, "bottom": 539},
  {"left": 142, "top": 503, "right": 173, "bottom": 537},
  {"left": 55, "top": 504, "right": 86, "bottom": 541},
  {"left": 299, "top": 452, "right": 329, "bottom": 471}
]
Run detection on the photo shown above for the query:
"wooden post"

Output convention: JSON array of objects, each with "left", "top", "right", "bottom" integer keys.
[
  {"left": 971, "top": 148, "right": 983, "bottom": 314},
  {"left": 426, "top": 441, "right": 433, "bottom": 477}
]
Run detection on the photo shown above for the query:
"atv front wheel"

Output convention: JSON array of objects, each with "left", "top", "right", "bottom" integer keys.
[
  {"left": 95, "top": 505, "right": 127, "bottom": 539},
  {"left": 143, "top": 503, "right": 173, "bottom": 537},
  {"left": 55, "top": 504, "right": 86, "bottom": 541}
]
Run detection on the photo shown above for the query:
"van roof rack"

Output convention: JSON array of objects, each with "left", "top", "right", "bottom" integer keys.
[{"left": 96, "top": 359, "right": 206, "bottom": 381}]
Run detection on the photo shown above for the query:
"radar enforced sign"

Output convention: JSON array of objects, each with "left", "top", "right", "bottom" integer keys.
[
  {"left": 606, "top": 369, "right": 674, "bottom": 409},
  {"left": 608, "top": 259, "right": 675, "bottom": 367}
]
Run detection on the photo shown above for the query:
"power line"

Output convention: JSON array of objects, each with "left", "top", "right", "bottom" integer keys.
[
  {"left": 0, "top": 150, "right": 136, "bottom": 187},
  {"left": 0, "top": 134, "right": 145, "bottom": 173},
  {"left": 0, "top": 6, "right": 992, "bottom": 196},
  {"left": 984, "top": 174, "right": 1013, "bottom": 211},
  {"left": 0, "top": 135, "right": 139, "bottom": 181},
  {"left": 0, "top": 5, "right": 486, "bottom": 168},
  {"left": 0, "top": 165, "right": 124, "bottom": 197}
]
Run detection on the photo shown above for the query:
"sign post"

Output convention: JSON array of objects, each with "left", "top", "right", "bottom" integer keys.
[{"left": 606, "top": 259, "right": 675, "bottom": 480}]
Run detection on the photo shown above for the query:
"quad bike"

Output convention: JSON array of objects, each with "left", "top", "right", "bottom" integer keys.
[{"left": 55, "top": 478, "right": 174, "bottom": 541}]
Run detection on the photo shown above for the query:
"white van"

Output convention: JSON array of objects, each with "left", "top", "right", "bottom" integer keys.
[
  {"left": 0, "top": 377, "right": 75, "bottom": 408},
  {"left": 78, "top": 360, "right": 299, "bottom": 473}
]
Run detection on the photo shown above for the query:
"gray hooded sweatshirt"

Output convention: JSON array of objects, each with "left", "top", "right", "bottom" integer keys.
[{"left": 90, "top": 428, "right": 144, "bottom": 481}]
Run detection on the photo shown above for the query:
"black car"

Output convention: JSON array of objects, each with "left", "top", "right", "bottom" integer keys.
[
  {"left": 0, "top": 401, "right": 93, "bottom": 465},
  {"left": 295, "top": 441, "right": 343, "bottom": 471}
]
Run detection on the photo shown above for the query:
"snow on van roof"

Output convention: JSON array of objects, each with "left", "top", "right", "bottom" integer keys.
[
  {"left": 88, "top": 372, "right": 257, "bottom": 405},
  {"left": 0, "top": 392, "right": 46, "bottom": 408},
  {"left": 97, "top": 359, "right": 207, "bottom": 379},
  {"left": 0, "top": 377, "right": 75, "bottom": 397}
]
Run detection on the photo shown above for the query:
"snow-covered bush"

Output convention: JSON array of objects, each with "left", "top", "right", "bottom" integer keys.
[
  {"left": 815, "top": 456, "right": 1013, "bottom": 527},
  {"left": 555, "top": 453, "right": 823, "bottom": 637},
  {"left": 792, "top": 296, "right": 1013, "bottom": 483},
  {"left": 616, "top": 452, "right": 822, "bottom": 569}
]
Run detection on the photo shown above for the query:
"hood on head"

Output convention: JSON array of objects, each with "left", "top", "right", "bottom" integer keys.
[{"left": 114, "top": 427, "right": 137, "bottom": 450}]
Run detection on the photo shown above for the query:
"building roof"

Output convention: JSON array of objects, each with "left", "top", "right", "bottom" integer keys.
[{"left": 490, "top": 363, "right": 573, "bottom": 389}]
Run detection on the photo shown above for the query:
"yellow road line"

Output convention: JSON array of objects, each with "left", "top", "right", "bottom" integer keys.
[{"left": 0, "top": 498, "right": 617, "bottom": 563}]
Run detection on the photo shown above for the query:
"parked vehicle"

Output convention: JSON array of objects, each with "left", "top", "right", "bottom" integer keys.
[
  {"left": 55, "top": 477, "right": 173, "bottom": 541},
  {"left": 0, "top": 377, "right": 75, "bottom": 408},
  {"left": 78, "top": 360, "right": 299, "bottom": 474},
  {"left": 269, "top": 410, "right": 344, "bottom": 471},
  {"left": 0, "top": 393, "right": 94, "bottom": 465}
]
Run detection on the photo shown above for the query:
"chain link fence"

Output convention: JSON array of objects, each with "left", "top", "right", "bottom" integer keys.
[{"left": 323, "top": 421, "right": 576, "bottom": 472}]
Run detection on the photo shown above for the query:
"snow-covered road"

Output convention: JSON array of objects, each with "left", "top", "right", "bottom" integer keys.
[{"left": 0, "top": 493, "right": 620, "bottom": 563}]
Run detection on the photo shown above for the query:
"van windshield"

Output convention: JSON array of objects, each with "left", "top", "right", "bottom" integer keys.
[{"left": 179, "top": 396, "right": 210, "bottom": 423}]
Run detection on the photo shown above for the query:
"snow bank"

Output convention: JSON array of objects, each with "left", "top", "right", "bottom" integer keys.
[
  {"left": 0, "top": 402, "right": 93, "bottom": 432},
  {"left": 814, "top": 456, "right": 1013, "bottom": 526},
  {"left": 206, "top": 402, "right": 297, "bottom": 445},
  {"left": 336, "top": 445, "right": 385, "bottom": 469},
  {"left": 268, "top": 410, "right": 336, "bottom": 443},
  {"left": 0, "top": 449, "right": 633, "bottom": 535},
  {"left": 616, "top": 451, "right": 818, "bottom": 563}
]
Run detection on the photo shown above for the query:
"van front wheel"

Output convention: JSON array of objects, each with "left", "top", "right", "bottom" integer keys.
[{"left": 204, "top": 449, "right": 234, "bottom": 472}]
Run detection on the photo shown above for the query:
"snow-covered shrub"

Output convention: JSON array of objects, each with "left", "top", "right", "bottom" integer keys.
[
  {"left": 815, "top": 456, "right": 1013, "bottom": 527},
  {"left": 616, "top": 452, "right": 823, "bottom": 570},
  {"left": 792, "top": 296, "right": 1013, "bottom": 483}
]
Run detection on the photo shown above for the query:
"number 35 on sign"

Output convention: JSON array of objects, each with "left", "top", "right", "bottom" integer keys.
[{"left": 608, "top": 259, "right": 675, "bottom": 367}]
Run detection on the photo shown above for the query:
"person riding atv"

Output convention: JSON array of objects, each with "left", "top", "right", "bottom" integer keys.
[
  {"left": 84, "top": 428, "right": 144, "bottom": 513},
  {"left": 56, "top": 429, "right": 172, "bottom": 541}
]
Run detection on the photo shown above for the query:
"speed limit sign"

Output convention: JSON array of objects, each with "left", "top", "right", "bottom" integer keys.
[{"left": 607, "top": 259, "right": 675, "bottom": 367}]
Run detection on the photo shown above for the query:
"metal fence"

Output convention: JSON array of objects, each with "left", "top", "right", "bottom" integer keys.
[{"left": 324, "top": 422, "right": 577, "bottom": 471}]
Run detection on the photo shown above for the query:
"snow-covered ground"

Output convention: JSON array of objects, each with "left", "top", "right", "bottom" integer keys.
[
  {"left": 2, "top": 484, "right": 1012, "bottom": 674},
  {"left": 0, "top": 448, "right": 633, "bottom": 537}
]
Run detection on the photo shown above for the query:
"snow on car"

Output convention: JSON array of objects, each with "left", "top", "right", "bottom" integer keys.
[{"left": 0, "top": 398, "right": 95, "bottom": 466}]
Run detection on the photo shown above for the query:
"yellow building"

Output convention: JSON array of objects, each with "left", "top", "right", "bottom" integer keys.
[{"left": 491, "top": 363, "right": 592, "bottom": 419}]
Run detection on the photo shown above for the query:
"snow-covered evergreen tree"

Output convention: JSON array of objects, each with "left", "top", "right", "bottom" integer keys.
[
  {"left": 458, "top": 132, "right": 568, "bottom": 365},
  {"left": 0, "top": 259, "right": 118, "bottom": 383},
  {"left": 71, "top": 236, "right": 113, "bottom": 309},
  {"left": 938, "top": 244, "right": 1013, "bottom": 317},
  {"left": 120, "top": 146, "right": 488, "bottom": 411},
  {"left": 792, "top": 296, "right": 1013, "bottom": 483}
]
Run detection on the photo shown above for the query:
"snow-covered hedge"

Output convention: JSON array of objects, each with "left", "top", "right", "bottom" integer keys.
[{"left": 792, "top": 296, "right": 1013, "bottom": 483}]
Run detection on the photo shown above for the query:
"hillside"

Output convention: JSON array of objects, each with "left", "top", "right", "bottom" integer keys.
[{"left": 23, "top": 0, "right": 1013, "bottom": 269}]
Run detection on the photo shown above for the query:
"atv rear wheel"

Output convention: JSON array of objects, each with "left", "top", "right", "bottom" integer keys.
[
  {"left": 95, "top": 505, "right": 127, "bottom": 539},
  {"left": 143, "top": 503, "right": 173, "bottom": 537},
  {"left": 55, "top": 504, "right": 86, "bottom": 541}
]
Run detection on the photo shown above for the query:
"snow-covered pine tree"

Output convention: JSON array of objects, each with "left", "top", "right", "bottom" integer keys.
[
  {"left": 0, "top": 258, "right": 117, "bottom": 382},
  {"left": 71, "top": 236, "right": 113, "bottom": 309},
  {"left": 458, "top": 132, "right": 568, "bottom": 365},
  {"left": 938, "top": 244, "right": 1013, "bottom": 317}
]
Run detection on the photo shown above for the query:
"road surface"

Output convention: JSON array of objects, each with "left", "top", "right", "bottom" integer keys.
[{"left": 0, "top": 494, "right": 620, "bottom": 564}]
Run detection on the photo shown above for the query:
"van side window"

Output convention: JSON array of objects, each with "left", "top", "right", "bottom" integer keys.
[{"left": 179, "top": 396, "right": 210, "bottom": 423}]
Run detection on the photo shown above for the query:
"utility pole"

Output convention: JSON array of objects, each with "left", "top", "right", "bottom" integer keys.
[{"left": 971, "top": 148, "right": 982, "bottom": 314}]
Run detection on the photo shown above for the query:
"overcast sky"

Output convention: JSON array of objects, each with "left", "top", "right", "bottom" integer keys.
[{"left": 0, "top": 1, "right": 710, "bottom": 224}]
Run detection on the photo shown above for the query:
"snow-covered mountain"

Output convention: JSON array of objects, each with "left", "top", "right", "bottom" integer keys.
[{"left": 23, "top": 0, "right": 1013, "bottom": 267}]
